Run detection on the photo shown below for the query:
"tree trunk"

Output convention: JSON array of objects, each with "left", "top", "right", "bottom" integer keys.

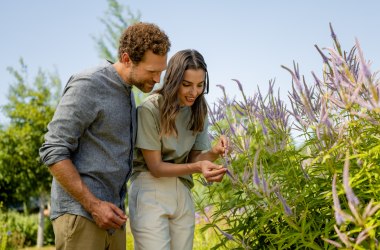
[{"left": 36, "top": 194, "right": 45, "bottom": 247}]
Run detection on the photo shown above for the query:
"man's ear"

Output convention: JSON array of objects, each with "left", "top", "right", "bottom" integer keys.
[{"left": 121, "top": 53, "right": 132, "bottom": 65}]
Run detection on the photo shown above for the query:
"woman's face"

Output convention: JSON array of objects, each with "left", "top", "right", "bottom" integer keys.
[{"left": 178, "top": 69, "right": 205, "bottom": 107}]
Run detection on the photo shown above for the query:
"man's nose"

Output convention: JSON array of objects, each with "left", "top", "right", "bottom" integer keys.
[{"left": 152, "top": 72, "right": 161, "bottom": 83}]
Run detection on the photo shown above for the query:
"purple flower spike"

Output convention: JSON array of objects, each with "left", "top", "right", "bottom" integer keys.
[
  {"left": 242, "top": 167, "right": 250, "bottom": 183},
  {"left": 226, "top": 169, "right": 236, "bottom": 181},
  {"left": 334, "top": 225, "right": 352, "bottom": 247},
  {"left": 314, "top": 45, "right": 329, "bottom": 64},
  {"left": 327, "top": 48, "right": 344, "bottom": 66},
  {"left": 253, "top": 163, "right": 260, "bottom": 188},
  {"left": 253, "top": 149, "right": 261, "bottom": 187},
  {"left": 274, "top": 190, "right": 293, "bottom": 216},
  {"left": 216, "top": 84, "right": 225, "bottom": 93},
  {"left": 300, "top": 160, "right": 310, "bottom": 180},
  {"left": 355, "top": 38, "right": 372, "bottom": 80},
  {"left": 222, "top": 149, "right": 237, "bottom": 182},
  {"left": 260, "top": 163, "right": 269, "bottom": 196},
  {"left": 204, "top": 206, "right": 211, "bottom": 214},
  {"left": 355, "top": 226, "right": 375, "bottom": 245},
  {"left": 363, "top": 200, "right": 380, "bottom": 219},
  {"left": 332, "top": 174, "right": 344, "bottom": 225},
  {"left": 343, "top": 153, "right": 360, "bottom": 206},
  {"left": 329, "top": 23, "right": 337, "bottom": 41},
  {"left": 323, "top": 238, "right": 343, "bottom": 248},
  {"left": 244, "top": 137, "right": 250, "bottom": 151},
  {"left": 216, "top": 84, "right": 228, "bottom": 102},
  {"left": 282, "top": 65, "right": 303, "bottom": 94},
  {"left": 195, "top": 212, "right": 201, "bottom": 224},
  {"left": 232, "top": 79, "right": 244, "bottom": 93},
  {"left": 214, "top": 224, "right": 235, "bottom": 241}
]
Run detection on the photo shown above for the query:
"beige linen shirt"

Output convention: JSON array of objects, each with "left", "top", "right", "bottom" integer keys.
[{"left": 132, "top": 93, "right": 211, "bottom": 188}]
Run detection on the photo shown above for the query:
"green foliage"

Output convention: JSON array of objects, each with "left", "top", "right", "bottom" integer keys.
[
  {"left": 0, "top": 203, "right": 9, "bottom": 250},
  {"left": 42, "top": 216, "right": 54, "bottom": 247},
  {"left": 0, "top": 59, "right": 61, "bottom": 209},
  {"left": 92, "top": 0, "right": 140, "bottom": 62},
  {"left": 195, "top": 25, "right": 380, "bottom": 249},
  {"left": 0, "top": 209, "right": 54, "bottom": 249}
]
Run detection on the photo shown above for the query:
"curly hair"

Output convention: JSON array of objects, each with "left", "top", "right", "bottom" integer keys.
[
  {"left": 118, "top": 22, "right": 171, "bottom": 63},
  {"left": 157, "top": 49, "right": 209, "bottom": 137}
]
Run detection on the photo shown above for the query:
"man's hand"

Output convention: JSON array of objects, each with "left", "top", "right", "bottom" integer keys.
[
  {"left": 49, "top": 159, "right": 127, "bottom": 230},
  {"left": 90, "top": 200, "right": 127, "bottom": 230}
]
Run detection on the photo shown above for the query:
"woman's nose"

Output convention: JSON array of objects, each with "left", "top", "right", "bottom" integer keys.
[{"left": 189, "top": 86, "right": 197, "bottom": 95}]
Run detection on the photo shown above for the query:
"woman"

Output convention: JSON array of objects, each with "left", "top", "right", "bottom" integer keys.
[{"left": 129, "top": 49, "right": 228, "bottom": 250}]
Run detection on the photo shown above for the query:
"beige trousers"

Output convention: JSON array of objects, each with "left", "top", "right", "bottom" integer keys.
[
  {"left": 52, "top": 214, "right": 126, "bottom": 250},
  {"left": 128, "top": 172, "right": 195, "bottom": 250}
]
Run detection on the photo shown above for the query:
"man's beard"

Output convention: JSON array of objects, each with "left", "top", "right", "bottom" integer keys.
[
  {"left": 127, "top": 68, "right": 155, "bottom": 93},
  {"left": 127, "top": 70, "right": 144, "bottom": 91}
]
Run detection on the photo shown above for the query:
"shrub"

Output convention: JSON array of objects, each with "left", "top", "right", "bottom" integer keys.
[
  {"left": 0, "top": 209, "right": 54, "bottom": 249},
  {"left": 195, "top": 24, "right": 380, "bottom": 249}
]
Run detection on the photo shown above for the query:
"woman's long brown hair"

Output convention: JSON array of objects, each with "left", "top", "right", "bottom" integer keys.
[{"left": 156, "top": 49, "right": 209, "bottom": 137}]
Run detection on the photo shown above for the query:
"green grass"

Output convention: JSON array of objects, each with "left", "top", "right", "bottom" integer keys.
[{"left": 20, "top": 247, "right": 54, "bottom": 250}]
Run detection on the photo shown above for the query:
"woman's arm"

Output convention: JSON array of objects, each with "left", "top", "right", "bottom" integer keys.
[
  {"left": 188, "top": 135, "right": 229, "bottom": 163},
  {"left": 141, "top": 149, "right": 226, "bottom": 182}
]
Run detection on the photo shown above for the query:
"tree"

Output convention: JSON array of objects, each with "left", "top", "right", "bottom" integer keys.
[
  {"left": 0, "top": 58, "right": 61, "bottom": 246},
  {"left": 93, "top": 0, "right": 141, "bottom": 62}
]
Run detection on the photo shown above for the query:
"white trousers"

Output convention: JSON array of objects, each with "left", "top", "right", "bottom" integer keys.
[{"left": 128, "top": 172, "right": 195, "bottom": 250}]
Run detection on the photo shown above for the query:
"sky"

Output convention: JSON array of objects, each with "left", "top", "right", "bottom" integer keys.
[{"left": 1, "top": 0, "right": 380, "bottom": 123}]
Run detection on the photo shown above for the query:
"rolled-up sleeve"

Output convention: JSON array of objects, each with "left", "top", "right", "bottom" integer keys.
[
  {"left": 192, "top": 116, "right": 211, "bottom": 151},
  {"left": 135, "top": 106, "right": 161, "bottom": 151},
  {"left": 39, "top": 78, "right": 98, "bottom": 166}
]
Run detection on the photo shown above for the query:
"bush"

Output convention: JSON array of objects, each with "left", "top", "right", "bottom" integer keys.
[
  {"left": 195, "top": 24, "right": 380, "bottom": 249},
  {"left": 0, "top": 209, "right": 54, "bottom": 249}
]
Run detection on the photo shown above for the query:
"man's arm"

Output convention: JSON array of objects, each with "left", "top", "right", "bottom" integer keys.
[{"left": 49, "top": 159, "right": 127, "bottom": 230}]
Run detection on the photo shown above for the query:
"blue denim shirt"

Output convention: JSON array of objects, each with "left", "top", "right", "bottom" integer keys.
[{"left": 39, "top": 61, "right": 136, "bottom": 221}]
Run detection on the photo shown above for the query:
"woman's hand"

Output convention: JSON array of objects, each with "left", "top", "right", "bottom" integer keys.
[
  {"left": 199, "top": 160, "right": 226, "bottom": 182},
  {"left": 211, "top": 135, "right": 230, "bottom": 157}
]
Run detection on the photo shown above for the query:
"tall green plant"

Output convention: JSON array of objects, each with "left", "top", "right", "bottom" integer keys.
[{"left": 196, "top": 24, "right": 380, "bottom": 249}]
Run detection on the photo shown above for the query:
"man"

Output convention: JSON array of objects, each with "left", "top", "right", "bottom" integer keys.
[{"left": 39, "top": 22, "right": 171, "bottom": 250}]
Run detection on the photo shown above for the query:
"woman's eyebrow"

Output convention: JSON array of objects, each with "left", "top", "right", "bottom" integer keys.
[{"left": 183, "top": 79, "right": 205, "bottom": 84}]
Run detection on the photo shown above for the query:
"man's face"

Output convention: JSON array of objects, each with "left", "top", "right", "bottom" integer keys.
[{"left": 127, "top": 50, "right": 167, "bottom": 93}]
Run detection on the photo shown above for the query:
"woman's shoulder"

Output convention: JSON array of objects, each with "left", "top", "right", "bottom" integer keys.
[{"left": 139, "top": 93, "right": 162, "bottom": 112}]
